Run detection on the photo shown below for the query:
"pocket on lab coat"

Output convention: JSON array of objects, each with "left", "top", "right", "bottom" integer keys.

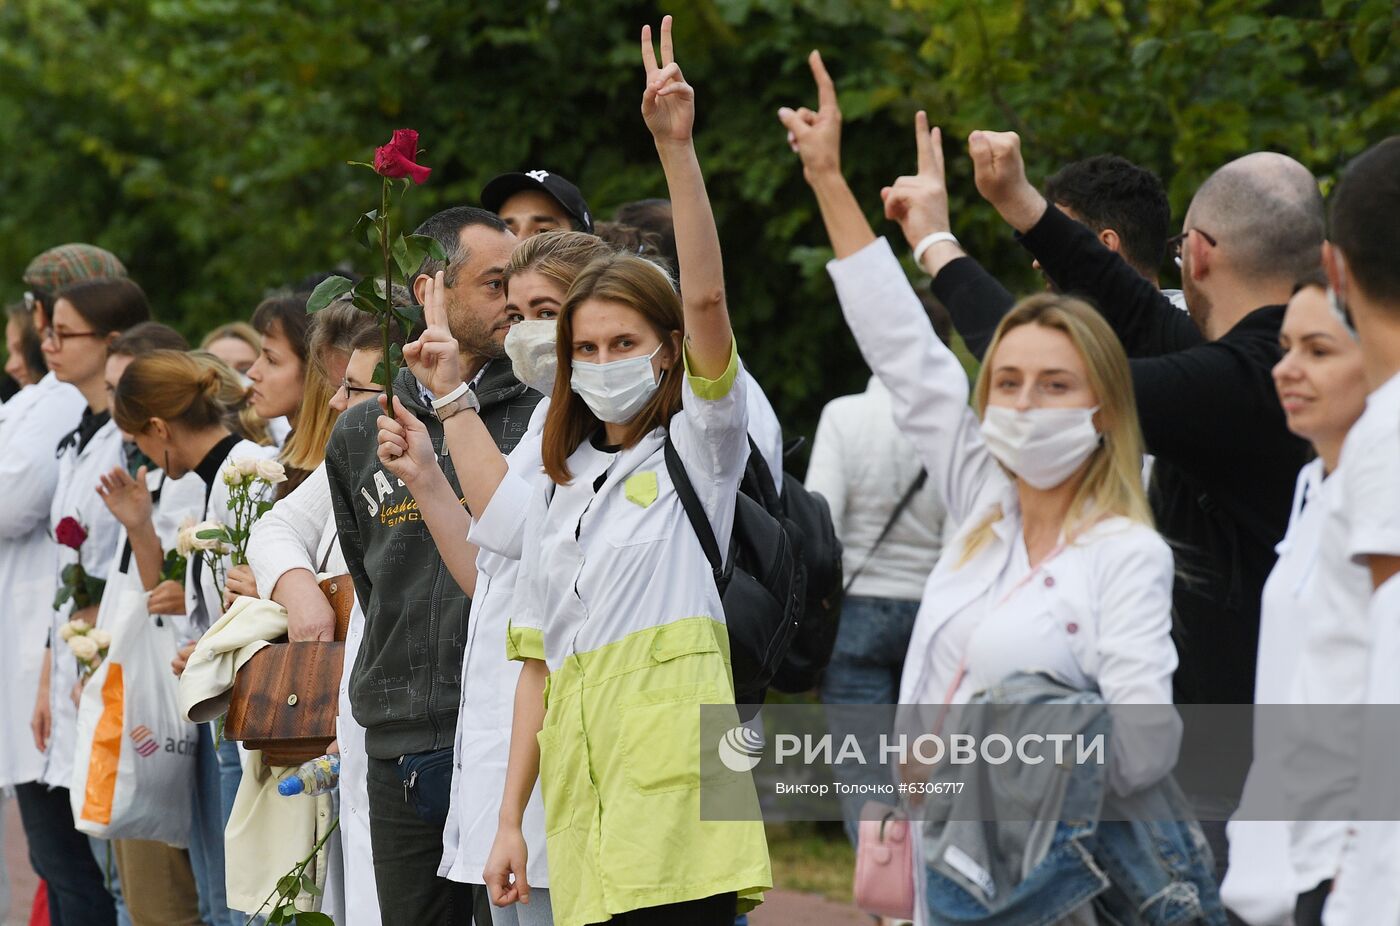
[{"left": 620, "top": 682, "right": 723, "bottom": 795}]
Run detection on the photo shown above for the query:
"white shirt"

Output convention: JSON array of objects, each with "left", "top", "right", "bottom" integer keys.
[
  {"left": 827, "top": 238, "right": 1180, "bottom": 789},
  {"left": 830, "top": 238, "right": 1180, "bottom": 926},
  {"left": 805, "top": 376, "right": 946, "bottom": 600},
  {"left": 440, "top": 410, "right": 551, "bottom": 889},
  {"left": 1284, "top": 377, "right": 1397, "bottom": 893},
  {"left": 182, "top": 439, "right": 278, "bottom": 640},
  {"left": 245, "top": 462, "right": 380, "bottom": 926},
  {"left": 0, "top": 374, "right": 85, "bottom": 788},
  {"left": 1222, "top": 459, "right": 1325, "bottom": 925},
  {"left": 743, "top": 369, "right": 784, "bottom": 494},
  {"left": 45, "top": 417, "right": 126, "bottom": 788}
]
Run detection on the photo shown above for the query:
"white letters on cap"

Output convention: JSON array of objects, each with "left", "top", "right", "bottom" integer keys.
[{"left": 526, "top": 169, "right": 551, "bottom": 183}]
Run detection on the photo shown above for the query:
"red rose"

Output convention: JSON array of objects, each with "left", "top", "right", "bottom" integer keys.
[
  {"left": 55, "top": 516, "right": 87, "bottom": 550},
  {"left": 373, "top": 129, "right": 432, "bottom": 184}
]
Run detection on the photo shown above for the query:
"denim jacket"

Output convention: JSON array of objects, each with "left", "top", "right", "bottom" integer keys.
[{"left": 917, "top": 672, "right": 1226, "bottom": 926}]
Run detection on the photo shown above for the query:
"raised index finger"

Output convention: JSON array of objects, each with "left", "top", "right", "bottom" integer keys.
[
  {"left": 640, "top": 23, "right": 658, "bottom": 76},
  {"left": 425, "top": 270, "right": 448, "bottom": 328},
  {"left": 809, "top": 50, "right": 837, "bottom": 112}
]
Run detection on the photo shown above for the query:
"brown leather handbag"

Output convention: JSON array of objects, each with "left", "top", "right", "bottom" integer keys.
[{"left": 224, "top": 575, "right": 355, "bottom": 766}]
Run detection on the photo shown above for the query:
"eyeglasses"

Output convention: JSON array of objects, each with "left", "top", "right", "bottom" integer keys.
[
  {"left": 41, "top": 326, "right": 101, "bottom": 350},
  {"left": 1169, "top": 228, "right": 1218, "bottom": 268},
  {"left": 337, "top": 380, "right": 384, "bottom": 397}
]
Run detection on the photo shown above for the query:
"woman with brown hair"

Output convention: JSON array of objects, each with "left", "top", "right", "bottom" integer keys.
[
  {"left": 380, "top": 18, "right": 771, "bottom": 925},
  {"left": 25, "top": 276, "right": 149, "bottom": 926},
  {"left": 247, "top": 293, "right": 312, "bottom": 447}
]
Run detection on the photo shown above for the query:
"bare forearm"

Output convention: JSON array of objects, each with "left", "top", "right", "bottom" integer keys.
[
  {"left": 126, "top": 520, "right": 165, "bottom": 591},
  {"left": 442, "top": 411, "right": 508, "bottom": 519},
  {"left": 657, "top": 139, "right": 731, "bottom": 376},
  {"left": 498, "top": 658, "right": 547, "bottom": 826},
  {"left": 806, "top": 170, "right": 876, "bottom": 260},
  {"left": 407, "top": 466, "right": 480, "bottom": 597}
]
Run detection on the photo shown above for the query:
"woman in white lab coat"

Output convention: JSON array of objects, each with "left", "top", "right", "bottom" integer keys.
[
  {"left": 111, "top": 348, "right": 275, "bottom": 926},
  {"left": 781, "top": 55, "right": 1178, "bottom": 925},
  {"left": 245, "top": 306, "right": 395, "bottom": 926},
  {"left": 379, "top": 19, "right": 771, "bottom": 926},
  {"left": 94, "top": 322, "right": 209, "bottom": 926},
  {"left": 26, "top": 276, "right": 150, "bottom": 925},
  {"left": 1218, "top": 276, "right": 1368, "bottom": 925}
]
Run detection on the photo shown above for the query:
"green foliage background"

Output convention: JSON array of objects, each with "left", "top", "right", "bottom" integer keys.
[{"left": 1, "top": 0, "right": 1395, "bottom": 450}]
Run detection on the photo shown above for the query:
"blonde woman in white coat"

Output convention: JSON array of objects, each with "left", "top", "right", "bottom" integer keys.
[{"left": 781, "top": 55, "right": 1179, "bottom": 925}]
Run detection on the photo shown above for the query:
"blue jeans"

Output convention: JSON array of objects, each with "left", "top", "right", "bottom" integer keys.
[
  {"left": 86, "top": 836, "right": 132, "bottom": 926},
  {"left": 188, "top": 723, "right": 246, "bottom": 926},
  {"left": 819, "top": 595, "right": 920, "bottom": 845},
  {"left": 14, "top": 781, "right": 116, "bottom": 926}
]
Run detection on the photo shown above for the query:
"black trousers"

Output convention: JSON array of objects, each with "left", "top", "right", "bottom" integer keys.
[
  {"left": 366, "top": 756, "right": 490, "bottom": 925},
  {"left": 587, "top": 892, "right": 737, "bottom": 925},
  {"left": 1295, "top": 879, "right": 1333, "bottom": 926},
  {"left": 14, "top": 782, "right": 117, "bottom": 926}
]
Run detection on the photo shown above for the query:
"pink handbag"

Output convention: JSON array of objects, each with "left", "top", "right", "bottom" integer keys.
[{"left": 853, "top": 801, "right": 915, "bottom": 919}]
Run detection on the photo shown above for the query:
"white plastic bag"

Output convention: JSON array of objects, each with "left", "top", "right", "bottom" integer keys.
[{"left": 71, "top": 586, "right": 197, "bottom": 845}]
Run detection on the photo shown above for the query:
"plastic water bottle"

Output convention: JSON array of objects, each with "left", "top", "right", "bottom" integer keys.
[{"left": 278, "top": 754, "right": 340, "bottom": 797}]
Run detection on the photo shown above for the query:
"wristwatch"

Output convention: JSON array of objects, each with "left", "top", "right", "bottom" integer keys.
[{"left": 431, "top": 382, "right": 479, "bottom": 421}]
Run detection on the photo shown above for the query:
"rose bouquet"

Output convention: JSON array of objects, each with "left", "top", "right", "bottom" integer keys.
[
  {"left": 305, "top": 129, "right": 444, "bottom": 388},
  {"left": 59, "top": 617, "right": 113, "bottom": 680},
  {"left": 183, "top": 457, "right": 286, "bottom": 600},
  {"left": 53, "top": 516, "right": 107, "bottom": 610}
]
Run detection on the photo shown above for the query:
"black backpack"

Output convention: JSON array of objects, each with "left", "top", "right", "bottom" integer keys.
[{"left": 664, "top": 434, "right": 843, "bottom": 707}]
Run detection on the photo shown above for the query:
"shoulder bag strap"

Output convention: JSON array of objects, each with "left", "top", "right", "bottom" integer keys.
[{"left": 843, "top": 467, "right": 928, "bottom": 594}]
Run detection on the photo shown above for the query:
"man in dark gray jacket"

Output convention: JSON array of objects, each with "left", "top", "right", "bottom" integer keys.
[{"left": 326, "top": 206, "right": 541, "bottom": 924}]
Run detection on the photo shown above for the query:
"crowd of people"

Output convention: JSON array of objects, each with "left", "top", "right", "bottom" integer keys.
[{"left": 1, "top": 14, "right": 1398, "bottom": 926}]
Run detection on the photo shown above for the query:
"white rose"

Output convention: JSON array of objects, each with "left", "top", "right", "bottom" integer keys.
[
  {"left": 68, "top": 635, "right": 100, "bottom": 662},
  {"left": 89, "top": 629, "right": 113, "bottom": 650},
  {"left": 220, "top": 461, "right": 243, "bottom": 487},
  {"left": 58, "top": 621, "right": 79, "bottom": 641},
  {"left": 191, "top": 521, "right": 229, "bottom": 553},
  {"left": 235, "top": 457, "right": 262, "bottom": 478},
  {"left": 176, "top": 520, "right": 199, "bottom": 558},
  {"left": 255, "top": 458, "right": 287, "bottom": 484}
]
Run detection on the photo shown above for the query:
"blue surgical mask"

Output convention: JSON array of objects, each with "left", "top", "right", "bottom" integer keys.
[{"left": 569, "top": 345, "right": 664, "bottom": 424}]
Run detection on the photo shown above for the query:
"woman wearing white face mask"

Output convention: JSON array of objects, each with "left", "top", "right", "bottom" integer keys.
[
  {"left": 782, "top": 54, "right": 1181, "bottom": 926},
  {"left": 379, "top": 18, "right": 770, "bottom": 926}
]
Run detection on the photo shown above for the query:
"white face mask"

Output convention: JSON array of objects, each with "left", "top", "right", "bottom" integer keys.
[
  {"left": 979, "top": 405, "right": 1102, "bottom": 490},
  {"left": 504, "top": 320, "right": 560, "bottom": 394},
  {"left": 570, "top": 344, "right": 664, "bottom": 424}
]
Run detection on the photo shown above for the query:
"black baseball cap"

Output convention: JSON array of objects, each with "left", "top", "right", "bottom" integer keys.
[{"left": 481, "top": 169, "right": 593, "bottom": 234}]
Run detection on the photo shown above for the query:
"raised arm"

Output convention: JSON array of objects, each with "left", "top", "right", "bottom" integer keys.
[
  {"left": 376, "top": 395, "right": 480, "bottom": 598},
  {"left": 401, "top": 270, "right": 508, "bottom": 519},
  {"left": 781, "top": 53, "right": 1003, "bottom": 526},
  {"left": 969, "top": 130, "right": 1200, "bottom": 355},
  {"left": 641, "top": 15, "right": 730, "bottom": 377}
]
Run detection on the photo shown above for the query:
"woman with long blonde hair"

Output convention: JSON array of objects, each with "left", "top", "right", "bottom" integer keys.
[{"left": 781, "top": 52, "right": 1213, "bottom": 926}]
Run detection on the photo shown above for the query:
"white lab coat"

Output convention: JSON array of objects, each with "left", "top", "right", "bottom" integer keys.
[
  {"left": 827, "top": 239, "right": 1180, "bottom": 926},
  {"left": 440, "top": 403, "right": 552, "bottom": 890},
  {"left": 1221, "top": 459, "right": 1324, "bottom": 925},
  {"left": 182, "top": 438, "right": 278, "bottom": 641},
  {"left": 45, "top": 416, "right": 126, "bottom": 789},
  {"left": 247, "top": 461, "right": 375, "bottom": 926},
  {"left": 0, "top": 374, "right": 85, "bottom": 788}
]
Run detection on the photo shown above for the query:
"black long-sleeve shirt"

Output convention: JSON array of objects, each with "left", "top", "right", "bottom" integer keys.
[{"left": 930, "top": 204, "right": 1309, "bottom": 704}]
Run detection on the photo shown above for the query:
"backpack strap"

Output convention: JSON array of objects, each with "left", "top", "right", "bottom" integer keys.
[
  {"left": 743, "top": 435, "right": 782, "bottom": 513},
  {"left": 843, "top": 467, "right": 928, "bottom": 594},
  {"left": 662, "top": 431, "right": 726, "bottom": 591}
]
